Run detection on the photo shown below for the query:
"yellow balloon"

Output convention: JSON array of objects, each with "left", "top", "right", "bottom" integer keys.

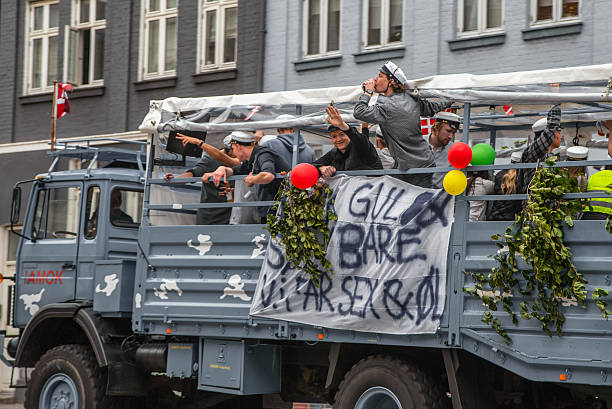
[{"left": 443, "top": 170, "right": 467, "bottom": 196}]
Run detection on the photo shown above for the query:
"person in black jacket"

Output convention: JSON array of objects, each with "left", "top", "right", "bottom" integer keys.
[
  {"left": 203, "top": 131, "right": 290, "bottom": 223},
  {"left": 314, "top": 105, "right": 382, "bottom": 178}
]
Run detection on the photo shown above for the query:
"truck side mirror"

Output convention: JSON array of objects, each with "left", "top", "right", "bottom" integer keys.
[{"left": 10, "top": 187, "right": 21, "bottom": 225}]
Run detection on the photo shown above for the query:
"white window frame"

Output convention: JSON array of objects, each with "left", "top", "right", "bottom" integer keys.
[
  {"left": 23, "top": 0, "right": 59, "bottom": 95},
  {"left": 530, "top": 0, "right": 580, "bottom": 27},
  {"left": 139, "top": 0, "right": 178, "bottom": 80},
  {"left": 361, "top": 0, "right": 402, "bottom": 50},
  {"left": 457, "top": 0, "right": 504, "bottom": 38},
  {"left": 302, "top": 0, "right": 342, "bottom": 59},
  {"left": 63, "top": 0, "right": 106, "bottom": 87},
  {"left": 197, "top": 0, "right": 238, "bottom": 73}
]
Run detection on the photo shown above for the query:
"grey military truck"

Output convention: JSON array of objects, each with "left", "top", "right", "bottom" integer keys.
[{"left": 2, "top": 65, "right": 612, "bottom": 409}]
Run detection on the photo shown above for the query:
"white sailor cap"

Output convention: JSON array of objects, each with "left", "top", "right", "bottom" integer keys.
[
  {"left": 567, "top": 146, "right": 588, "bottom": 160},
  {"left": 434, "top": 111, "right": 461, "bottom": 130},
  {"left": 380, "top": 61, "right": 408, "bottom": 86},
  {"left": 532, "top": 117, "right": 547, "bottom": 133},
  {"left": 223, "top": 134, "right": 233, "bottom": 149},
  {"left": 510, "top": 151, "right": 523, "bottom": 163},
  {"left": 230, "top": 131, "right": 255, "bottom": 144}
]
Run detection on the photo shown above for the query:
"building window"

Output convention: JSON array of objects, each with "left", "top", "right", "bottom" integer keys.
[
  {"left": 458, "top": 0, "right": 503, "bottom": 36},
  {"left": 65, "top": 0, "right": 106, "bottom": 86},
  {"left": 303, "top": 0, "right": 341, "bottom": 57},
  {"left": 199, "top": 0, "right": 237, "bottom": 71},
  {"left": 25, "top": 1, "right": 59, "bottom": 94},
  {"left": 140, "top": 0, "right": 178, "bottom": 79},
  {"left": 362, "top": 0, "right": 402, "bottom": 49},
  {"left": 532, "top": 0, "right": 579, "bottom": 24}
]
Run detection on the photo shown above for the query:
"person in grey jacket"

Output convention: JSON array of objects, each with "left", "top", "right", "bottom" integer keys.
[
  {"left": 260, "top": 114, "right": 315, "bottom": 167},
  {"left": 354, "top": 61, "right": 452, "bottom": 188}
]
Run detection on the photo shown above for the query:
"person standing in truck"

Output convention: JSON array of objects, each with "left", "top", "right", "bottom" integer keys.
[
  {"left": 260, "top": 114, "right": 315, "bottom": 166},
  {"left": 353, "top": 61, "right": 453, "bottom": 188},
  {"left": 314, "top": 105, "right": 383, "bottom": 178},
  {"left": 427, "top": 111, "right": 461, "bottom": 189},
  {"left": 164, "top": 134, "right": 235, "bottom": 225},
  {"left": 202, "top": 132, "right": 290, "bottom": 224}
]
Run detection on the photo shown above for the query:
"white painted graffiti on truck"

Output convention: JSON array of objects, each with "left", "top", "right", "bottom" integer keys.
[
  {"left": 187, "top": 234, "right": 213, "bottom": 256},
  {"left": 95, "top": 273, "right": 119, "bottom": 296},
  {"left": 20, "top": 288, "right": 46, "bottom": 316},
  {"left": 153, "top": 279, "right": 183, "bottom": 300},
  {"left": 220, "top": 274, "right": 252, "bottom": 302}
]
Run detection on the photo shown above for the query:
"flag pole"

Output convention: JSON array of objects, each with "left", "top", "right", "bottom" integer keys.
[{"left": 51, "top": 80, "right": 57, "bottom": 151}]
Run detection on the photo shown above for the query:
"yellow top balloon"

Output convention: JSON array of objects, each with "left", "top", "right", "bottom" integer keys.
[{"left": 443, "top": 170, "right": 467, "bottom": 196}]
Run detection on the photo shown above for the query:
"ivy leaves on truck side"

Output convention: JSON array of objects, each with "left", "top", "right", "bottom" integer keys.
[
  {"left": 465, "top": 157, "right": 610, "bottom": 344},
  {"left": 266, "top": 179, "right": 338, "bottom": 287}
]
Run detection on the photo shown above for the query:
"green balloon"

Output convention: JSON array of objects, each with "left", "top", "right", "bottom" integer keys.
[{"left": 470, "top": 143, "right": 496, "bottom": 165}]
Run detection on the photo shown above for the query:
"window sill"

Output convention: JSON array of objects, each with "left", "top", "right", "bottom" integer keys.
[
  {"left": 522, "top": 21, "right": 582, "bottom": 41},
  {"left": 19, "top": 92, "right": 53, "bottom": 105},
  {"left": 353, "top": 46, "right": 405, "bottom": 64},
  {"left": 69, "top": 85, "right": 105, "bottom": 99},
  {"left": 134, "top": 76, "right": 177, "bottom": 91},
  {"left": 448, "top": 33, "right": 505, "bottom": 51},
  {"left": 192, "top": 68, "right": 238, "bottom": 84},
  {"left": 293, "top": 55, "right": 342, "bottom": 72}
]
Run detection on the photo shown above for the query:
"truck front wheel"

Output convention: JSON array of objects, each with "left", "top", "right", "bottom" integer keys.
[
  {"left": 334, "top": 355, "right": 448, "bottom": 409},
  {"left": 25, "top": 344, "right": 111, "bottom": 409}
]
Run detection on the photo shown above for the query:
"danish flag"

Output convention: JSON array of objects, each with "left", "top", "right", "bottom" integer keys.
[
  {"left": 420, "top": 117, "right": 436, "bottom": 136},
  {"left": 55, "top": 83, "right": 73, "bottom": 119},
  {"left": 244, "top": 106, "right": 261, "bottom": 121},
  {"left": 503, "top": 105, "right": 514, "bottom": 117}
]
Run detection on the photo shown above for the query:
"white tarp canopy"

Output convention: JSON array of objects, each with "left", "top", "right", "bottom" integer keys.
[{"left": 139, "top": 63, "right": 612, "bottom": 134}]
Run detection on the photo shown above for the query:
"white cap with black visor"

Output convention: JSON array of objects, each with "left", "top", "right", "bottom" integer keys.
[{"left": 379, "top": 61, "right": 408, "bottom": 87}]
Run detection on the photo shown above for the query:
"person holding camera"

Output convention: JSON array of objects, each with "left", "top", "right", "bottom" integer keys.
[{"left": 353, "top": 61, "right": 452, "bottom": 188}]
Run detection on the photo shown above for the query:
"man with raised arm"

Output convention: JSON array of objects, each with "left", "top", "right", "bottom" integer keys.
[
  {"left": 517, "top": 104, "right": 563, "bottom": 194},
  {"left": 202, "top": 131, "right": 290, "bottom": 224},
  {"left": 164, "top": 135, "right": 235, "bottom": 225},
  {"left": 314, "top": 105, "right": 382, "bottom": 179},
  {"left": 353, "top": 61, "right": 452, "bottom": 188}
]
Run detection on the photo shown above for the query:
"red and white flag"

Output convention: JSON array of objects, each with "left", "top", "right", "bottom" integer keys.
[
  {"left": 503, "top": 105, "right": 514, "bottom": 117},
  {"left": 244, "top": 105, "right": 261, "bottom": 121},
  {"left": 55, "top": 83, "right": 73, "bottom": 119},
  {"left": 420, "top": 117, "right": 436, "bottom": 136}
]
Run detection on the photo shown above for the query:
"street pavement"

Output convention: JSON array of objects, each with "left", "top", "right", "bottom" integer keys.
[{"left": 0, "top": 404, "right": 22, "bottom": 409}]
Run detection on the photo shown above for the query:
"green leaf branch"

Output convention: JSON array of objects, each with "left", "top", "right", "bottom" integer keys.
[
  {"left": 266, "top": 179, "right": 338, "bottom": 286},
  {"left": 465, "top": 157, "right": 610, "bottom": 344}
]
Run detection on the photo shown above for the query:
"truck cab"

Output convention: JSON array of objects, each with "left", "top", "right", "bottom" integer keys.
[{"left": 13, "top": 167, "right": 144, "bottom": 326}]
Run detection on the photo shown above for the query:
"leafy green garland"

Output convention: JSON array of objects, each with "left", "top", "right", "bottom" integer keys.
[
  {"left": 465, "top": 157, "right": 610, "bottom": 344},
  {"left": 266, "top": 179, "right": 338, "bottom": 286}
]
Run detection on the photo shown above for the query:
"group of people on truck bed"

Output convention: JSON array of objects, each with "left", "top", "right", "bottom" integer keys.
[{"left": 164, "top": 61, "right": 612, "bottom": 225}]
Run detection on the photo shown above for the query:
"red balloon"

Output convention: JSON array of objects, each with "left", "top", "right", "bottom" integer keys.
[
  {"left": 447, "top": 142, "right": 473, "bottom": 169},
  {"left": 290, "top": 163, "right": 320, "bottom": 189}
]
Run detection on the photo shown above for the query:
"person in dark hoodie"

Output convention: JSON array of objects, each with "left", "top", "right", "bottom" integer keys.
[
  {"left": 260, "top": 114, "right": 315, "bottom": 167},
  {"left": 314, "top": 105, "right": 382, "bottom": 178}
]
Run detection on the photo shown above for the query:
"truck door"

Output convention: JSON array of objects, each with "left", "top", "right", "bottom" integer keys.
[{"left": 14, "top": 183, "right": 82, "bottom": 327}]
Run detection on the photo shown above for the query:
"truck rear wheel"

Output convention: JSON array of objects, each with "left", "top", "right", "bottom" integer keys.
[
  {"left": 25, "top": 344, "right": 112, "bottom": 409},
  {"left": 334, "top": 355, "right": 448, "bottom": 409}
]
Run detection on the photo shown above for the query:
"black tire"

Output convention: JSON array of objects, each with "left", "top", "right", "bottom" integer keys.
[
  {"left": 25, "top": 344, "right": 112, "bottom": 409},
  {"left": 334, "top": 355, "right": 448, "bottom": 409}
]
